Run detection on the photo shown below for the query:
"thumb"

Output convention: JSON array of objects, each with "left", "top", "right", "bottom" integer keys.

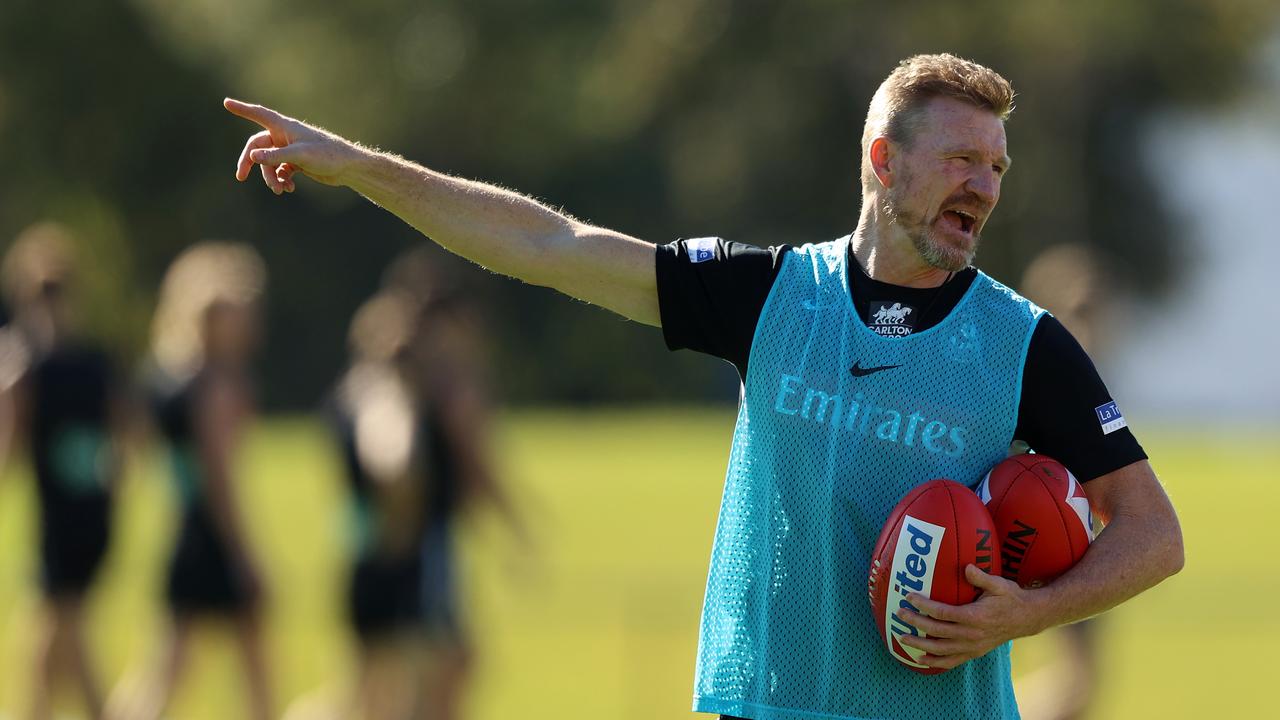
[
  {"left": 248, "top": 146, "right": 296, "bottom": 166},
  {"left": 965, "top": 563, "right": 1012, "bottom": 594}
]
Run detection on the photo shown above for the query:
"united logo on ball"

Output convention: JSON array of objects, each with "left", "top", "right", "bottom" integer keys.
[{"left": 867, "top": 479, "right": 999, "bottom": 674}]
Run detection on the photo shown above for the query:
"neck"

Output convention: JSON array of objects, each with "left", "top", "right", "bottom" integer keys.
[{"left": 850, "top": 198, "right": 953, "bottom": 288}]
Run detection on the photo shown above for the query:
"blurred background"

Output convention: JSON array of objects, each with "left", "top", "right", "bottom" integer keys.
[{"left": 1, "top": 0, "right": 1278, "bottom": 718}]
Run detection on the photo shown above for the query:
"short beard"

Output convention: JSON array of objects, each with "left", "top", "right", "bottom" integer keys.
[{"left": 882, "top": 186, "right": 976, "bottom": 273}]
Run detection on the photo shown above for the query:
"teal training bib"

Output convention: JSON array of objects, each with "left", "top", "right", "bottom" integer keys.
[{"left": 693, "top": 240, "right": 1043, "bottom": 720}]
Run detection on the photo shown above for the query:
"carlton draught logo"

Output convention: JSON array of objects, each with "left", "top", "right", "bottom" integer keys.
[
  {"left": 869, "top": 301, "right": 916, "bottom": 337},
  {"left": 884, "top": 515, "right": 945, "bottom": 668}
]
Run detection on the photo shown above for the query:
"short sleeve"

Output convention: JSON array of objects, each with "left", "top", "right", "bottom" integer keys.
[
  {"left": 655, "top": 238, "right": 786, "bottom": 375},
  {"left": 1014, "top": 315, "right": 1148, "bottom": 482}
]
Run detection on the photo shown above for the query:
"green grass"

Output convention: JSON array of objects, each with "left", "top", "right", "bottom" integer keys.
[{"left": 0, "top": 408, "right": 1273, "bottom": 719}]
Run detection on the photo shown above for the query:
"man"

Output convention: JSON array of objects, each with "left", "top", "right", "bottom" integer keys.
[{"left": 226, "top": 53, "right": 1182, "bottom": 719}]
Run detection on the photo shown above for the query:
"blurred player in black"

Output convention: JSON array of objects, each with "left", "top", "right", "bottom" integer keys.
[
  {"left": 0, "top": 222, "right": 126, "bottom": 720},
  {"left": 110, "top": 241, "right": 273, "bottom": 720},
  {"left": 331, "top": 289, "right": 436, "bottom": 720},
  {"left": 384, "top": 249, "right": 530, "bottom": 720},
  {"left": 1015, "top": 244, "right": 1111, "bottom": 720},
  {"left": 286, "top": 250, "right": 524, "bottom": 720}
]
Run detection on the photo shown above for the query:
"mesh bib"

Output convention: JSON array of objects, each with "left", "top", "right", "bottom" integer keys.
[{"left": 693, "top": 240, "right": 1042, "bottom": 720}]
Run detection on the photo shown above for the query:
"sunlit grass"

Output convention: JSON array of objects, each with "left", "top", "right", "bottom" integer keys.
[{"left": 0, "top": 410, "right": 1271, "bottom": 719}]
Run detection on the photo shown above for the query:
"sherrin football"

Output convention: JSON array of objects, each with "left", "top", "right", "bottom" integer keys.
[
  {"left": 976, "top": 453, "right": 1093, "bottom": 588},
  {"left": 867, "top": 479, "right": 1000, "bottom": 675}
]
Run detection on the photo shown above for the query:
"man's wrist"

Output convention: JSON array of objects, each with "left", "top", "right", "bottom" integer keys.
[
  {"left": 1018, "top": 581, "right": 1075, "bottom": 638},
  {"left": 336, "top": 141, "right": 380, "bottom": 190}
]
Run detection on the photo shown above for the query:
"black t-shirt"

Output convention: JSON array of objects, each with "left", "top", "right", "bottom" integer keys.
[
  {"left": 29, "top": 342, "right": 116, "bottom": 502},
  {"left": 327, "top": 373, "right": 462, "bottom": 535},
  {"left": 655, "top": 237, "right": 1146, "bottom": 483}
]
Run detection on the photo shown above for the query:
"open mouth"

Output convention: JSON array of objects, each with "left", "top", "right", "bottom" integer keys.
[{"left": 941, "top": 209, "right": 978, "bottom": 236}]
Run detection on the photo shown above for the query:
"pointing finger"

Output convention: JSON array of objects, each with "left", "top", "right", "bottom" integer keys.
[{"left": 224, "top": 98, "right": 290, "bottom": 132}]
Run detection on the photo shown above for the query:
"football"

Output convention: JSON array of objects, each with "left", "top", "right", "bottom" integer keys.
[
  {"left": 976, "top": 453, "right": 1093, "bottom": 588},
  {"left": 867, "top": 479, "right": 1000, "bottom": 674}
]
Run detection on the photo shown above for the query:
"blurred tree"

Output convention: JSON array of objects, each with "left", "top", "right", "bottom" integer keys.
[{"left": 1, "top": 0, "right": 1275, "bottom": 407}]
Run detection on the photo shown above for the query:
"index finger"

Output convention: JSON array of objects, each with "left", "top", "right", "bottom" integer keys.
[
  {"left": 906, "top": 594, "right": 972, "bottom": 624},
  {"left": 224, "top": 98, "right": 289, "bottom": 131}
]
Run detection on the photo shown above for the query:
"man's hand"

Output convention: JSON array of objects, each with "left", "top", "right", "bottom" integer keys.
[
  {"left": 224, "top": 98, "right": 361, "bottom": 193},
  {"left": 895, "top": 564, "right": 1045, "bottom": 671}
]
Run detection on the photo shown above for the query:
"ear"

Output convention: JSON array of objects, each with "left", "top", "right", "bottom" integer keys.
[{"left": 869, "top": 137, "right": 894, "bottom": 189}]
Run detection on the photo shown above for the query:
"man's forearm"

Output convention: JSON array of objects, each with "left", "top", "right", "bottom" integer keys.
[
  {"left": 1022, "top": 459, "right": 1184, "bottom": 633},
  {"left": 342, "top": 147, "right": 581, "bottom": 288},
  {"left": 1024, "top": 503, "right": 1184, "bottom": 633}
]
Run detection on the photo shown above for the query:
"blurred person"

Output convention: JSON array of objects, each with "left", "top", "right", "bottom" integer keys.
[
  {"left": 1014, "top": 243, "right": 1112, "bottom": 720},
  {"left": 108, "top": 241, "right": 272, "bottom": 720},
  {"left": 225, "top": 51, "right": 1182, "bottom": 720},
  {"left": 380, "top": 252, "right": 530, "bottom": 720},
  {"left": 0, "top": 222, "right": 127, "bottom": 720},
  {"left": 287, "top": 259, "right": 523, "bottom": 720},
  {"left": 330, "top": 289, "right": 439, "bottom": 720}
]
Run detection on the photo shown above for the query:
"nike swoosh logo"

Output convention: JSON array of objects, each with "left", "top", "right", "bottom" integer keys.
[{"left": 850, "top": 361, "right": 902, "bottom": 378}]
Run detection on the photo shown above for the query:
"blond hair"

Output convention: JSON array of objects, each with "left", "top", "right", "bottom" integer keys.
[
  {"left": 2, "top": 221, "right": 77, "bottom": 309},
  {"left": 861, "top": 53, "right": 1015, "bottom": 191},
  {"left": 150, "top": 241, "right": 266, "bottom": 376},
  {"left": 348, "top": 289, "right": 419, "bottom": 364}
]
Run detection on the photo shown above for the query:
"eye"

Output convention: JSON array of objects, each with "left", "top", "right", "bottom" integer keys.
[{"left": 993, "top": 164, "right": 1006, "bottom": 176}]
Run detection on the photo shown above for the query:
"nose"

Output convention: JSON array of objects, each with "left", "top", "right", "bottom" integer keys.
[{"left": 966, "top": 168, "right": 1000, "bottom": 206}]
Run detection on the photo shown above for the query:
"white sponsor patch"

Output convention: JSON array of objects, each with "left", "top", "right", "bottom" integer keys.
[
  {"left": 885, "top": 515, "right": 945, "bottom": 667},
  {"left": 685, "top": 237, "right": 718, "bottom": 264},
  {"left": 1094, "top": 401, "right": 1127, "bottom": 435}
]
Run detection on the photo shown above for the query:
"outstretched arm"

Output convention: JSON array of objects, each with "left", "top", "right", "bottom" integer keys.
[
  {"left": 896, "top": 459, "right": 1183, "bottom": 670},
  {"left": 224, "top": 99, "right": 659, "bottom": 326}
]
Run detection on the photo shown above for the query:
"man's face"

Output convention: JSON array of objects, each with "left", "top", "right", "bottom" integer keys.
[{"left": 882, "top": 96, "right": 1010, "bottom": 272}]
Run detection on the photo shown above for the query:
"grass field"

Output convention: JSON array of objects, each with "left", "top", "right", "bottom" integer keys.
[{"left": 0, "top": 408, "right": 1273, "bottom": 719}]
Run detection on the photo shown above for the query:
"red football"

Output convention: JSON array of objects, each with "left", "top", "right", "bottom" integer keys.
[
  {"left": 867, "top": 479, "right": 1000, "bottom": 674},
  {"left": 976, "top": 454, "right": 1093, "bottom": 588}
]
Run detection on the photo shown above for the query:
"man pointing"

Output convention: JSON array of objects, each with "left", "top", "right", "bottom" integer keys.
[{"left": 227, "top": 53, "right": 1182, "bottom": 720}]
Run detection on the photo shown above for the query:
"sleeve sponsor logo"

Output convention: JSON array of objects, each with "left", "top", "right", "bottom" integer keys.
[
  {"left": 685, "top": 237, "right": 718, "bottom": 264},
  {"left": 1094, "top": 401, "right": 1127, "bottom": 436}
]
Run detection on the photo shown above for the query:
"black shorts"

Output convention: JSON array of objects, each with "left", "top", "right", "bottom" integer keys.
[
  {"left": 167, "top": 509, "right": 252, "bottom": 615},
  {"left": 39, "top": 495, "right": 111, "bottom": 598},
  {"left": 419, "top": 523, "right": 461, "bottom": 642},
  {"left": 351, "top": 524, "right": 462, "bottom": 643},
  {"left": 350, "top": 554, "right": 422, "bottom": 639}
]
